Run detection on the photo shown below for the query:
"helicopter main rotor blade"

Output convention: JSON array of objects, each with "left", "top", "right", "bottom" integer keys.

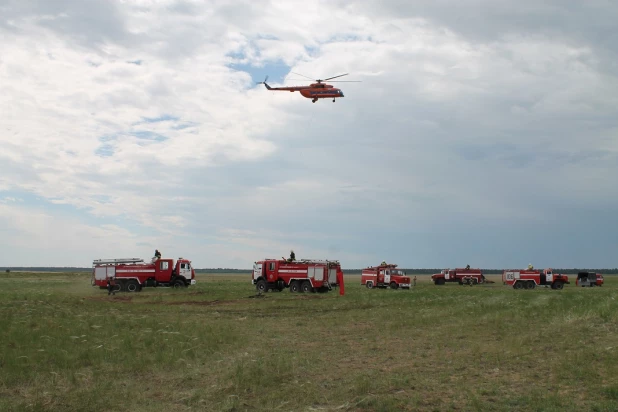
[
  {"left": 325, "top": 80, "right": 362, "bottom": 83},
  {"left": 323, "top": 73, "right": 349, "bottom": 81},
  {"left": 290, "top": 72, "right": 315, "bottom": 80}
]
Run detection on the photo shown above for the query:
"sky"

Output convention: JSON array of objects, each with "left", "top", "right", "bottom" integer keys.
[{"left": 1, "top": 0, "right": 617, "bottom": 269}]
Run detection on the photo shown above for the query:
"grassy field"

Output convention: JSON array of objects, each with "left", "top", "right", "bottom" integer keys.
[{"left": 1, "top": 272, "right": 617, "bottom": 411}]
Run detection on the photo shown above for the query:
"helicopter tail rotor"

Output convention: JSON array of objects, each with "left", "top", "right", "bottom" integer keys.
[{"left": 256, "top": 75, "right": 272, "bottom": 90}]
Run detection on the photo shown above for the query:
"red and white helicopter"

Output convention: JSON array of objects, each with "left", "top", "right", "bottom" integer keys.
[{"left": 258, "top": 72, "right": 360, "bottom": 103}]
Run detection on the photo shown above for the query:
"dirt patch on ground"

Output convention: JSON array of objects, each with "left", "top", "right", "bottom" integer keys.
[
  {"left": 163, "top": 299, "right": 248, "bottom": 306},
  {"left": 84, "top": 292, "right": 324, "bottom": 306},
  {"left": 85, "top": 296, "right": 134, "bottom": 303},
  {"left": 85, "top": 296, "right": 249, "bottom": 306},
  {"left": 160, "top": 293, "right": 325, "bottom": 306}
]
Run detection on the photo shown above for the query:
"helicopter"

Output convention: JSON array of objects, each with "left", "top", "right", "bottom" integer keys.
[{"left": 257, "top": 72, "right": 360, "bottom": 103}]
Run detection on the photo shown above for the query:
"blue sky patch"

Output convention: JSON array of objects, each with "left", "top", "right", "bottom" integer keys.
[
  {"left": 139, "top": 114, "right": 179, "bottom": 124},
  {"left": 230, "top": 60, "right": 292, "bottom": 85},
  {"left": 95, "top": 143, "right": 115, "bottom": 157},
  {"left": 130, "top": 131, "right": 168, "bottom": 142}
]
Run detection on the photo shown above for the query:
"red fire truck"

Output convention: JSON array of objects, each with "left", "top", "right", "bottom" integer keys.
[
  {"left": 431, "top": 267, "right": 487, "bottom": 286},
  {"left": 252, "top": 258, "right": 344, "bottom": 294},
  {"left": 92, "top": 257, "right": 196, "bottom": 292},
  {"left": 575, "top": 272, "right": 604, "bottom": 287},
  {"left": 361, "top": 263, "right": 410, "bottom": 289},
  {"left": 502, "top": 268, "right": 569, "bottom": 290}
]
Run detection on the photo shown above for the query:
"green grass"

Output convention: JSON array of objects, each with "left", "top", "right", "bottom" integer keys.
[{"left": 1, "top": 272, "right": 618, "bottom": 411}]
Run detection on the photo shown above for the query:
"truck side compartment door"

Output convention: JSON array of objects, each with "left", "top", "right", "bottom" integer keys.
[
  {"left": 314, "top": 266, "right": 324, "bottom": 281},
  {"left": 95, "top": 266, "right": 110, "bottom": 280},
  {"left": 328, "top": 268, "right": 337, "bottom": 284}
]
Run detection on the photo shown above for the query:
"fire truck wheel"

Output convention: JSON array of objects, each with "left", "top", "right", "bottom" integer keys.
[
  {"left": 513, "top": 281, "right": 524, "bottom": 290},
  {"left": 255, "top": 279, "right": 268, "bottom": 293},
  {"left": 527, "top": 281, "right": 536, "bottom": 290},
  {"left": 553, "top": 281, "right": 564, "bottom": 290},
  {"left": 300, "top": 280, "right": 313, "bottom": 293},
  {"left": 172, "top": 280, "right": 187, "bottom": 289},
  {"left": 366, "top": 281, "right": 374, "bottom": 289},
  {"left": 390, "top": 282, "right": 399, "bottom": 290},
  {"left": 125, "top": 280, "right": 140, "bottom": 293},
  {"left": 289, "top": 281, "right": 300, "bottom": 293},
  {"left": 113, "top": 282, "right": 123, "bottom": 292}
]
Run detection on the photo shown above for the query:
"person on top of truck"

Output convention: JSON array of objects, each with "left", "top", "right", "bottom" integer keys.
[
  {"left": 381, "top": 260, "right": 387, "bottom": 266},
  {"left": 288, "top": 250, "right": 296, "bottom": 262},
  {"left": 528, "top": 263, "right": 534, "bottom": 270},
  {"left": 465, "top": 264, "right": 470, "bottom": 270}
]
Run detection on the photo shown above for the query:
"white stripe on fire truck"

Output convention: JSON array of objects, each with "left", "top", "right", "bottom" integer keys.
[
  {"left": 278, "top": 269, "right": 307, "bottom": 273},
  {"left": 116, "top": 269, "right": 156, "bottom": 273}
]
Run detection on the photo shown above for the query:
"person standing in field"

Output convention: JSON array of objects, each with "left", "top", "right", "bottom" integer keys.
[
  {"left": 413, "top": 276, "right": 417, "bottom": 287},
  {"left": 107, "top": 278, "right": 116, "bottom": 296}
]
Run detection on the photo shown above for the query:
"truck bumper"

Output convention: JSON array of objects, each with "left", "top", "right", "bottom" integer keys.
[
  {"left": 400, "top": 284, "right": 410, "bottom": 288},
  {"left": 190, "top": 279, "right": 196, "bottom": 285}
]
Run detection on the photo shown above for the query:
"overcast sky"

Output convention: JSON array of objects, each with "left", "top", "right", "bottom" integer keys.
[{"left": 1, "top": 0, "right": 617, "bottom": 269}]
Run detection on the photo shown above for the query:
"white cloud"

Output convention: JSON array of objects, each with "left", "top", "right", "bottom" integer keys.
[{"left": 1, "top": 0, "right": 617, "bottom": 268}]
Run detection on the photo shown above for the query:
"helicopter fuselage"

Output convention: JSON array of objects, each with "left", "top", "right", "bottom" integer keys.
[{"left": 262, "top": 82, "right": 344, "bottom": 101}]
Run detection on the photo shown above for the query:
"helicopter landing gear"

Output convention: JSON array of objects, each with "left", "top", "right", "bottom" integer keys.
[
  {"left": 312, "top": 98, "right": 317, "bottom": 103},
  {"left": 332, "top": 98, "right": 335, "bottom": 102}
]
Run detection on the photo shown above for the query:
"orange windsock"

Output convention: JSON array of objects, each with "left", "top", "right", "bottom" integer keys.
[{"left": 337, "top": 270, "right": 345, "bottom": 296}]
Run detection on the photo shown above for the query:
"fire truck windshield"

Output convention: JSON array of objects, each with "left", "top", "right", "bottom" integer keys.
[{"left": 392, "top": 270, "right": 405, "bottom": 275}]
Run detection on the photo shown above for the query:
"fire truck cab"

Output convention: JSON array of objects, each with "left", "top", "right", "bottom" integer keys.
[
  {"left": 252, "top": 258, "right": 343, "bottom": 293},
  {"left": 361, "top": 263, "right": 410, "bottom": 289},
  {"left": 576, "top": 272, "right": 604, "bottom": 287}
]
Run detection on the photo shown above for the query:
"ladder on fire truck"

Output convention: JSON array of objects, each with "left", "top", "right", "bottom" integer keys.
[
  {"left": 92, "top": 258, "right": 144, "bottom": 265},
  {"left": 296, "top": 259, "right": 340, "bottom": 265}
]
